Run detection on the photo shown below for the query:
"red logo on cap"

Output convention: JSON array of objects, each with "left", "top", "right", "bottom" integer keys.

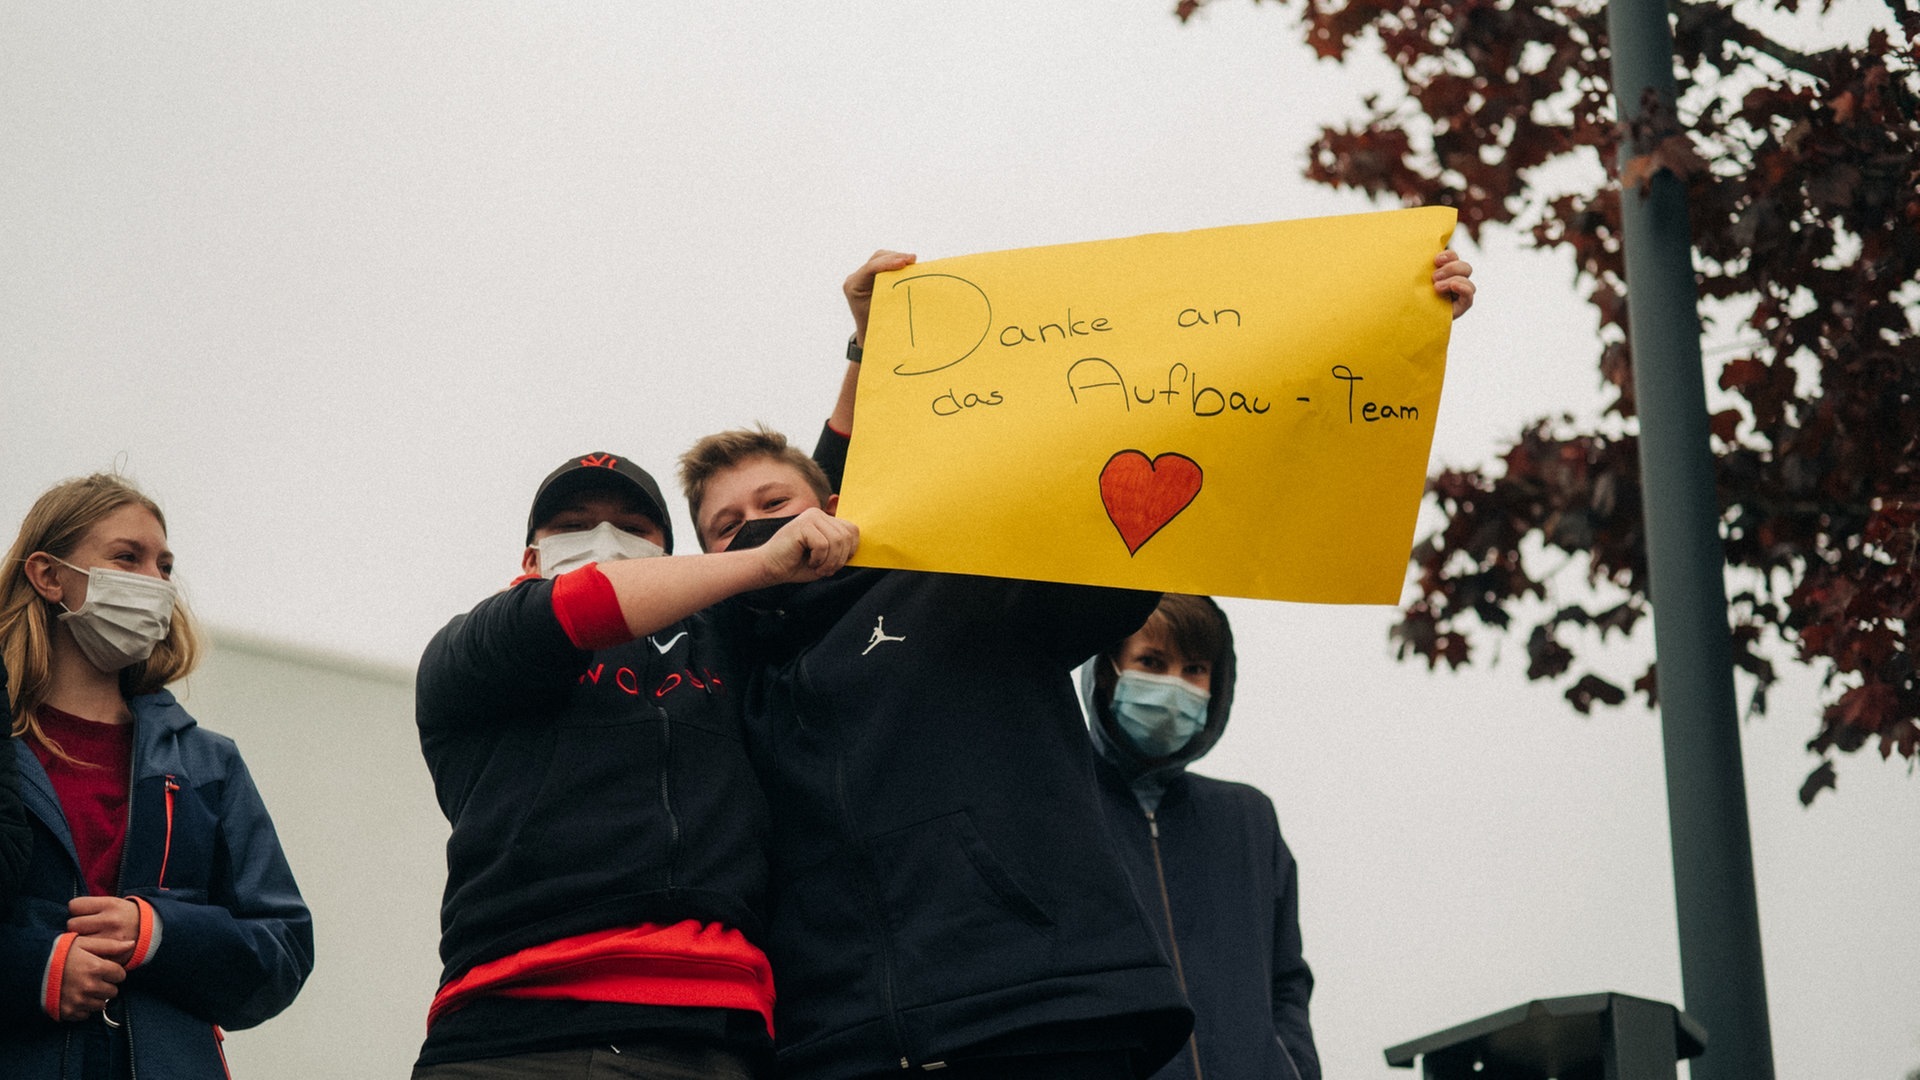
[{"left": 580, "top": 454, "right": 619, "bottom": 469}]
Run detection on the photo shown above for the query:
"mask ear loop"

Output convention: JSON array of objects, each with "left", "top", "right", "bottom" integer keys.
[
  {"left": 18, "top": 553, "right": 87, "bottom": 614},
  {"left": 53, "top": 559, "right": 85, "bottom": 617}
]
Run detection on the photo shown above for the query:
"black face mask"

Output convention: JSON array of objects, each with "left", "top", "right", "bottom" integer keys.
[
  {"left": 724, "top": 514, "right": 799, "bottom": 553},
  {"left": 723, "top": 514, "right": 807, "bottom": 611}
]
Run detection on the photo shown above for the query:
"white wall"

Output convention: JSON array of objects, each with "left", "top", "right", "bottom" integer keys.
[{"left": 177, "top": 630, "right": 444, "bottom": 1079}]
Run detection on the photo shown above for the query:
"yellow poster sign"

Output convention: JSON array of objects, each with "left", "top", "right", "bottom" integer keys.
[{"left": 838, "top": 207, "right": 1458, "bottom": 604}]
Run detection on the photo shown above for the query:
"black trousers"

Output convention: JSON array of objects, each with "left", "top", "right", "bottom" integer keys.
[
  {"left": 410, "top": 1041, "right": 757, "bottom": 1080},
  {"left": 914, "top": 1049, "right": 1135, "bottom": 1080}
]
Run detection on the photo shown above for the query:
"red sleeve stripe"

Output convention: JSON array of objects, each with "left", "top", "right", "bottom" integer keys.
[
  {"left": 550, "top": 565, "right": 631, "bottom": 651},
  {"left": 126, "top": 897, "right": 157, "bottom": 970},
  {"left": 44, "top": 932, "right": 78, "bottom": 1019}
]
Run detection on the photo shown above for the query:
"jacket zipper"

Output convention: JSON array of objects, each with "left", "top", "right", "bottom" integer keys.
[
  {"left": 838, "top": 748, "right": 908, "bottom": 1071},
  {"left": 797, "top": 646, "right": 911, "bottom": 1072},
  {"left": 1146, "top": 810, "right": 1204, "bottom": 1080},
  {"left": 664, "top": 631, "right": 693, "bottom": 884},
  {"left": 63, "top": 872, "right": 81, "bottom": 1080},
  {"left": 157, "top": 776, "right": 179, "bottom": 890},
  {"left": 112, "top": 719, "right": 140, "bottom": 897},
  {"left": 659, "top": 707, "right": 680, "bottom": 888},
  {"left": 124, "top": 998, "right": 138, "bottom": 1080},
  {"left": 116, "top": 719, "right": 142, "bottom": 1076}
]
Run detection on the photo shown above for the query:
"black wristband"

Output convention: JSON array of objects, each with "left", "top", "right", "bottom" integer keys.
[{"left": 846, "top": 335, "right": 862, "bottom": 364}]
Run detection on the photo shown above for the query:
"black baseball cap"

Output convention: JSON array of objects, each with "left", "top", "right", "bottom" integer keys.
[{"left": 525, "top": 451, "right": 674, "bottom": 553}]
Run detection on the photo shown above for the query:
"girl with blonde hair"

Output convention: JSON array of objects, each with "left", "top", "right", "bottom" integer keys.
[{"left": 0, "top": 473, "right": 312, "bottom": 1079}]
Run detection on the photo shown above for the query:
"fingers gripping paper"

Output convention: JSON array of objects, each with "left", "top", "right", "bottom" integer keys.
[{"left": 838, "top": 207, "right": 1458, "bottom": 604}]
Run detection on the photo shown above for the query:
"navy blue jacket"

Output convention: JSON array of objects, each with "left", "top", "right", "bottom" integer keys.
[
  {"left": 1083, "top": 603, "right": 1319, "bottom": 1080},
  {"left": 1, "top": 691, "right": 314, "bottom": 1078},
  {"left": 0, "top": 660, "right": 32, "bottom": 907},
  {"left": 729, "top": 568, "right": 1191, "bottom": 1079},
  {"left": 0, "top": 735, "right": 25, "bottom": 909}
]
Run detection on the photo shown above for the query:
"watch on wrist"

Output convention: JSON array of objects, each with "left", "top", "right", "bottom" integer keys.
[{"left": 846, "top": 334, "right": 863, "bottom": 364}]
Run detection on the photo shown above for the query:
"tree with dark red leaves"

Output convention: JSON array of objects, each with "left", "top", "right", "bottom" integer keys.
[{"left": 1175, "top": 0, "right": 1919, "bottom": 803}]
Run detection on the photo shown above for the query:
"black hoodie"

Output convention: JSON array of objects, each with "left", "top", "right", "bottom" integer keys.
[
  {"left": 728, "top": 567, "right": 1192, "bottom": 1079},
  {"left": 414, "top": 576, "right": 772, "bottom": 1064},
  {"left": 1081, "top": 599, "right": 1320, "bottom": 1080}
]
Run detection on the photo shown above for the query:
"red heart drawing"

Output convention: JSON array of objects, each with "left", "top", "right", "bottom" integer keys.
[{"left": 1099, "top": 451, "right": 1203, "bottom": 556}]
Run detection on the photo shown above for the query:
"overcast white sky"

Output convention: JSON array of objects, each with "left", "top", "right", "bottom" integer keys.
[{"left": 4, "top": 3, "right": 1915, "bottom": 1077}]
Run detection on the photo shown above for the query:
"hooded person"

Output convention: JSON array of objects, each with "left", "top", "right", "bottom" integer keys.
[{"left": 1082, "top": 594, "right": 1320, "bottom": 1080}]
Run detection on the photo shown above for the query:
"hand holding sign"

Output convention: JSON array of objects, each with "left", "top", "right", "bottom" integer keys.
[
  {"left": 1434, "top": 250, "right": 1476, "bottom": 318},
  {"left": 837, "top": 208, "right": 1461, "bottom": 604},
  {"left": 846, "top": 249, "right": 918, "bottom": 348}
]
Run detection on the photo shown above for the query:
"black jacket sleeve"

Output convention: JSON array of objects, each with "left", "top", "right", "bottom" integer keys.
[
  {"left": 415, "top": 579, "right": 588, "bottom": 735},
  {"left": 1001, "top": 580, "right": 1160, "bottom": 670},
  {"left": 416, "top": 580, "right": 596, "bottom": 826},
  {"left": 133, "top": 750, "right": 315, "bottom": 1030},
  {"left": 1269, "top": 803, "right": 1320, "bottom": 1080},
  {"left": 0, "top": 659, "right": 31, "bottom": 909},
  {"left": 813, "top": 422, "right": 851, "bottom": 494}
]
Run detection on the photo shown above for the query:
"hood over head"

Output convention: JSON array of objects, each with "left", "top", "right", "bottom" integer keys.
[{"left": 1081, "top": 595, "right": 1237, "bottom": 795}]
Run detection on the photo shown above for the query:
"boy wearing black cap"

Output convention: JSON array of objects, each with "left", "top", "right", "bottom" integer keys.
[{"left": 411, "top": 451, "right": 857, "bottom": 1079}]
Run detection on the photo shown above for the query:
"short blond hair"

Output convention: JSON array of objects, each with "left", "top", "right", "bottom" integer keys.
[{"left": 679, "top": 425, "right": 832, "bottom": 549}]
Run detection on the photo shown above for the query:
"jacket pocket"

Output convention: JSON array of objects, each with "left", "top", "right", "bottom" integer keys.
[
  {"left": 513, "top": 712, "right": 673, "bottom": 889},
  {"left": 867, "top": 810, "right": 1054, "bottom": 1008}
]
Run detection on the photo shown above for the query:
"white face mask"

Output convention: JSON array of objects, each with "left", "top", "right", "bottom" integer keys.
[
  {"left": 50, "top": 557, "right": 177, "bottom": 673},
  {"left": 536, "top": 520, "right": 666, "bottom": 578}
]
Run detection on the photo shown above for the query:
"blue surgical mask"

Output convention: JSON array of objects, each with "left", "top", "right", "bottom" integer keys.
[{"left": 1110, "top": 666, "right": 1210, "bottom": 758}]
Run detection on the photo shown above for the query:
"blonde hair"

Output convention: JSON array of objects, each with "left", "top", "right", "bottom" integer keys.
[
  {"left": 678, "top": 425, "right": 833, "bottom": 549},
  {"left": 2, "top": 474, "right": 201, "bottom": 757}
]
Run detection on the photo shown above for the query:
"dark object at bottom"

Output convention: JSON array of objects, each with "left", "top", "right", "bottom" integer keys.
[
  {"left": 410, "top": 1040, "right": 758, "bottom": 1080},
  {"left": 1384, "top": 992, "right": 1706, "bottom": 1079}
]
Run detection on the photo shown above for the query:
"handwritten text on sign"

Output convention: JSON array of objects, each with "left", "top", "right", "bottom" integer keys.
[{"left": 837, "top": 207, "right": 1458, "bottom": 604}]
